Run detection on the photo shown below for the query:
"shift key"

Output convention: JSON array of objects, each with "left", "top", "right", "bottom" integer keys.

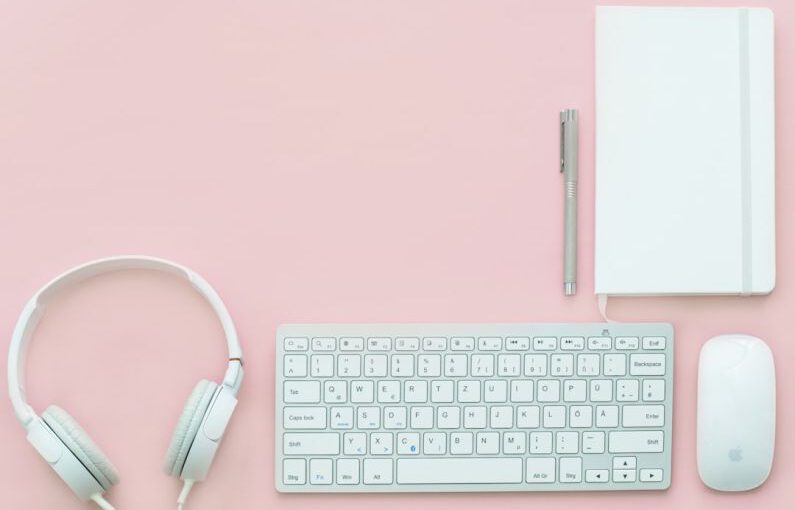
[
  {"left": 283, "top": 433, "right": 340, "bottom": 455},
  {"left": 609, "top": 431, "right": 664, "bottom": 453}
]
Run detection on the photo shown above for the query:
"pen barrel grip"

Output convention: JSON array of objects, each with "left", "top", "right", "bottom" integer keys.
[{"left": 563, "top": 180, "right": 577, "bottom": 284}]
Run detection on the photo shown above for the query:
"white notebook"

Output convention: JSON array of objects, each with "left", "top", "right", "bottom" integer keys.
[{"left": 595, "top": 6, "right": 775, "bottom": 296}]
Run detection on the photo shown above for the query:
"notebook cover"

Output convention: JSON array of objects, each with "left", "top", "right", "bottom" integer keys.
[{"left": 594, "top": 6, "right": 775, "bottom": 296}]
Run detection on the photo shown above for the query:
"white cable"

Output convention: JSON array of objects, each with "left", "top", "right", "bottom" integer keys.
[
  {"left": 90, "top": 494, "right": 115, "bottom": 510},
  {"left": 177, "top": 479, "right": 195, "bottom": 510},
  {"left": 597, "top": 294, "right": 616, "bottom": 323}
]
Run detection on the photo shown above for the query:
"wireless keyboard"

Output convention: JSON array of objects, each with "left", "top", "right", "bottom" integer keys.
[{"left": 275, "top": 323, "right": 673, "bottom": 492}]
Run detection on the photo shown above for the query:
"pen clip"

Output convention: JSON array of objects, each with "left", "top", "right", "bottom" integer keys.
[{"left": 559, "top": 111, "right": 566, "bottom": 173}]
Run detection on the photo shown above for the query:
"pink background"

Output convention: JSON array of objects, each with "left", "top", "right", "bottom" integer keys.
[{"left": 0, "top": 0, "right": 792, "bottom": 508}]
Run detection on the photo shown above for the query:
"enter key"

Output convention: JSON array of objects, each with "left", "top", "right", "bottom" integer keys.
[{"left": 622, "top": 405, "right": 665, "bottom": 427}]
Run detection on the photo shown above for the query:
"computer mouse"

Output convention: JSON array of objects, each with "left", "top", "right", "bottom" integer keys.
[{"left": 697, "top": 334, "right": 776, "bottom": 491}]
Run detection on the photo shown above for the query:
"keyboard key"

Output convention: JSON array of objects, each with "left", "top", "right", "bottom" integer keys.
[
  {"left": 585, "top": 469, "right": 609, "bottom": 483},
  {"left": 569, "top": 405, "right": 592, "bottom": 428},
  {"left": 503, "top": 432, "right": 526, "bottom": 454},
  {"left": 497, "top": 354, "right": 521, "bottom": 376},
  {"left": 471, "top": 354, "right": 495, "bottom": 376},
  {"left": 603, "top": 354, "right": 627, "bottom": 376},
  {"left": 457, "top": 380, "right": 481, "bottom": 403},
  {"left": 517, "top": 406, "right": 540, "bottom": 428},
  {"left": 364, "top": 459, "right": 393, "bottom": 484},
  {"left": 423, "top": 337, "right": 447, "bottom": 351},
  {"left": 485, "top": 380, "right": 508, "bottom": 402},
  {"left": 384, "top": 406, "right": 407, "bottom": 428},
  {"left": 613, "top": 456, "right": 636, "bottom": 469},
  {"left": 529, "top": 432, "right": 553, "bottom": 454},
  {"left": 284, "top": 337, "right": 309, "bottom": 351},
  {"left": 410, "top": 406, "right": 433, "bottom": 429},
  {"left": 511, "top": 380, "right": 534, "bottom": 402},
  {"left": 364, "top": 355, "right": 388, "bottom": 377},
  {"left": 537, "top": 380, "right": 560, "bottom": 402},
  {"left": 630, "top": 354, "right": 666, "bottom": 376},
  {"left": 526, "top": 458, "right": 556, "bottom": 483},
  {"left": 643, "top": 336, "right": 666, "bottom": 350},
  {"left": 357, "top": 407, "right": 380, "bottom": 429},
  {"left": 337, "top": 459, "right": 360, "bottom": 484},
  {"left": 582, "top": 431, "right": 605, "bottom": 453},
  {"left": 330, "top": 406, "right": 353, "bottom": 429},
  {"left": 404, "top": 380, "right": 427, "bottom": 403},
  {"left": 309, "top": 459, "right": 333, "bottom": 485},
  {"left": 370, "top": 432, "right": 393, "bottom": 454},
  {"left": 576, "top": 354, "right": 599, "bottom": 376},
  {"left": 595, "top": 405, "right": 619, "bottom": 427},
  {"left": 616, "top": 379, "right": 639, "bottom": 401},
  {"left": 397, "top": 432, "right": 420, "bottom": 454},
  {"left": 284, "top": 407, "right": 327, "bottom": 429},
  {"left": 283, "top": 433, "right": 339, "bottom": 455},
  {"left": 343, "top": 432, "right": 366, "bottom": 455},
  {"left": 551, "top": 354, "right": 574, "bottom": 376},
  {"left": 615, "top": 336, "right": 639, "bottom": 350},
  {"left": 559, "top": 457, "right": 582, "bottom": 482},
  {"left": 284, "top": 355, "right": 308, "bottom": 377},
  {"left": 423, "top": 432, "right": 446, "bottom": 455},
  {"left": 555, "top": 431, "right": 578, "bottom": 453},
  {"left": 543, "top": 406, "right": 566, "bottom": 428},
  {"left": 524, "top": 354, "right": 548, "bottom": 376},
  {"left": 312, "top": 337, "right": 336, "bottom": 351},
  {"left": 561, "top": 337, "right": 585, "bottom": 350},
  {"left": 613, "top": 469, "right": 636, "bottom": 482},
  {"left": 437, "top": 406, "right": 460, "bottom": 428},
  {"left": 476, "top": 432, "right": 500, "bottom": 454},
  {"left": 339, "top": 337, "right": 364, "bottom": 351},
  {"left": 418, "top": 354, "right": 441, "bottom": 377},
  {"left": 337, "top": 354, "right": 361, "bottom": 377},
  {"left": 640, "top": 468, "right": 664, "bottom": 482},
  {"left": 563, "top": 380, "right": 586, "bottom": 402},
  {"left": 395, "top": 337, "right": 420, "bottom": 351},
  {"left": 642, "top": 379, "right": 665, "bottom": 401},
  {"left": 283, "top": 459, "right": 306, "bottom": 485},
  {"left": 588, "top": 336, "right": 611, "bottom": 350},
  {"left": 479, "top": 337, "right": 502, "bottom": 351},
  {"left": 505, "top": 336, "right": 530, "bottom": 350},
  {"left": 534, "top": 337, "right": 557, "bottom": 351},
  {"left": 398, "top": 458, "right": 522, "bottom": 484},
  {"left": 391, "top": 354, "right": 415, "bottom": 377},
  {"left": 590, "top": 379, "right": 613, "bottom": 402},
  {"left": 445, "top": 354, "right": 468, "bottom": 377},
  {"left": 450, "top": 432, "right": 474, "bottom": 454},
  {"left": 608, "top": 431, "right": 664, "bottom": 453},
  {"left": 284, "top": 381, "right": 321, "bottom": 403},
  {"left": 463, "top": 406, "right": 487, "bottom": 428},
  {"left": 368, "top": 337, "right": 392, "bottom": 351},
  {"left": 324, "top": 380, "right": 347, "bottom": 403},
  {"left": 311, "top": 355, "right": 334, "bottom": 377},
  {"left": 430, "top": 381, "right": 454, "bottom": 402},
  {"left": 622, "top": 405, "right": 665, "bottom": 427},
  {"left": 450, "top": 337, "right": 475, "bottom": 351},
  {"left": 350, "top": 380, "right": 374, "bottom": 403}
]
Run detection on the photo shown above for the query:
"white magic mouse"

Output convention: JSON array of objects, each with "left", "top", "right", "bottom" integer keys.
[{"left": 697, "top": 334, "right": 776, "bottom": 491}]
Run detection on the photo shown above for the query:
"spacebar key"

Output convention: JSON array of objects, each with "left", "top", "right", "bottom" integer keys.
[{"left": 397, "top": 458, "right": 523, "bottom": 484}]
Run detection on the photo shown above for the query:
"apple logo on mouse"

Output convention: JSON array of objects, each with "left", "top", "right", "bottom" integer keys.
[{"left": 728, "top": 447, "right": 743, "bottom": 462}]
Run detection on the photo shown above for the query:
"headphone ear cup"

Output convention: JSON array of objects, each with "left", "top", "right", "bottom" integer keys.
[
  {"left": 164, "top": 379, "right": 218, "bottom": 477},
  {"left": 41, "top": 406, "right": 120, "bottom": 490}
]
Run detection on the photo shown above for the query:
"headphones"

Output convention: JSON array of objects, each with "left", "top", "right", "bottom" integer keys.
[{"left": 7, "top": 256, "right": 244, "bottom": 510}]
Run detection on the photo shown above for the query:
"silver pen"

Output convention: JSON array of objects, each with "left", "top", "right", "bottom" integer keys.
[{"left": 560, "top": 109, "right": 579, "bottom": 296}]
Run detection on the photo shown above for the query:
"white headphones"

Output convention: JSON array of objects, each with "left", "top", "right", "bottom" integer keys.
[{"left": 7, "top": 256, "right": 244, "bottom": 510}]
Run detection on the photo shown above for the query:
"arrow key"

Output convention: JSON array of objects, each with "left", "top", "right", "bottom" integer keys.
[
  {"left": 612, "top": 456, "right": 637, "bottom": 469},
  {"left": 585, "top": 469, "right": 609, "bottom": 483},
  {"left": 640, "top": 468, "right": 664, "bottom": 482},
  {"left": 613, "top": 469, "right": 637, "bottom": 482}
]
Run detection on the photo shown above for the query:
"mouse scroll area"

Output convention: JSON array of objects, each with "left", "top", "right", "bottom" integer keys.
[{"left": 697, "top": 334, "right": 775, "bottom": 492}]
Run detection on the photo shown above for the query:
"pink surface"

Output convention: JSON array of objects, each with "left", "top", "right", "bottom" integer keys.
[{"left": 0, "top": 0, "right": 792, "bottom": 508}]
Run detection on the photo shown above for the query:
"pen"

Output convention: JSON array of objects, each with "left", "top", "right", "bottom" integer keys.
[{"left": 560, "top": 109, "right": 579, "bottom": 296}]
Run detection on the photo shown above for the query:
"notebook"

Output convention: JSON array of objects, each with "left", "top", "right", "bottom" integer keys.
[{"left": 595, "top": 6, "right": 775, "bottom": 296}]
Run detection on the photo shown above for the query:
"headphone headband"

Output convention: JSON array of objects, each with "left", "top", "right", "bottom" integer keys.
[{"left": 7, "top": 256, "right": 243, "bottom": 427}]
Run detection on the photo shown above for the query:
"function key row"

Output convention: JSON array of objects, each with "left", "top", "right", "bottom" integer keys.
[{"left": 284, "top": 336, "right": 667, "bottom": 352}]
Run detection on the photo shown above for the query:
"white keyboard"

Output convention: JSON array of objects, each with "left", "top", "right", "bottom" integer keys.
[{"left": 275, "top": 323, "right": 673, "bottom": 492}]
